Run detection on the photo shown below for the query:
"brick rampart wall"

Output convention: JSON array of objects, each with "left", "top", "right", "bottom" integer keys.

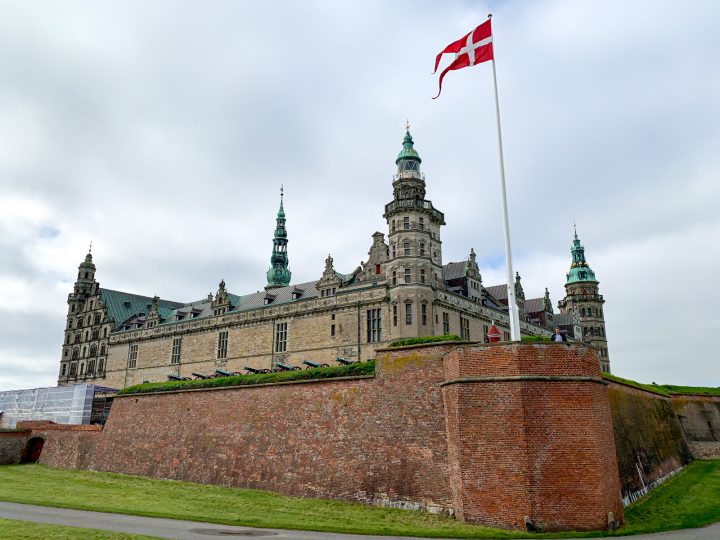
[
  {"left": 670, "top": 394, "right": 720, "bottom": 459},
  {"left": 0, "top": 430, "right": 31, "bottom": 464},
  {"left": 606, "top": 383, "right": 690, "bottom": 498},
  {"left": 441, "top": 343, "right": 622, "bottom": 531},
  {"left": 31, "top": 343, "right": 623, "bottom": 532}
]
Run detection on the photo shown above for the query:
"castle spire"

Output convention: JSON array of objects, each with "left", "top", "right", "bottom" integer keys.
[
  {"left": 566, "top": 227, "right": 597, "bottom": 283},
  {"left": 266, "top": 187, "right": 291, "bottom": 289}
]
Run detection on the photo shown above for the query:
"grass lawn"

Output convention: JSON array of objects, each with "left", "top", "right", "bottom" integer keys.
[
  {"left": 0, "top": 518, "right": 153, "bottom": 539},
  {"left": 0, "top": 461, "right": 718, "bottom": 538}
]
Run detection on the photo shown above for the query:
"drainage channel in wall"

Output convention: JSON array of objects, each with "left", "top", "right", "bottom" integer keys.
[{"left": 190, "top": 529, "right": 278, "bottom": 537}]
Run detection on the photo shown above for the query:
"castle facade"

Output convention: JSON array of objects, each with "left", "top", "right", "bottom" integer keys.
[{"left": 58, "top": 130, "right": 610, "bottom": 388}]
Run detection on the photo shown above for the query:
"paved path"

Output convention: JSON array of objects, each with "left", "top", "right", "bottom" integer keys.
[{"left": 1, "top": 501, "right": 719, "bottom": 540}]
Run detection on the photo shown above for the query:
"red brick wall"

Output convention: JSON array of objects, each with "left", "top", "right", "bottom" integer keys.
[
  {"left": 31, "top": 342, "right": 623, "bottom": 532},
  {"left": 77, "top": 347, "right": 456, "bottom": 514},
  {"left": 442, "top": 343, "right": 623, "bottom": 531}
]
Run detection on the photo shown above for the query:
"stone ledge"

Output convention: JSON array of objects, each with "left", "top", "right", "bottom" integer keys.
[
  {"left": 440, "top": 375, "right": 607, "bottom": 387},
  {"left": 115, "top": 374, "right": 376, "bottom": 398}
]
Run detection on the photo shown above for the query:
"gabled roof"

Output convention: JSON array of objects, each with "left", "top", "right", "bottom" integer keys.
[
  {"left": 485, "top": 284, "right": 508, "bottom": 300},
  {"left": 552, "top": 312, "right": 577, "bottom": 326},
  {"left": 524, "top": 298, "right": 544, "bottom": 314},
  {"left": 443, "top": 261, "right": 468, "bottom": 281},
  {"left": 99, "top": 289, "right": 184, "bottom": 329}
]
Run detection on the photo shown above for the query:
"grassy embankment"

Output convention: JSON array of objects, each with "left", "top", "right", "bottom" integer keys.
[
  {"left": 0, "top": 518, "right": 152, "bottom": 540},
  {"left": 0, "top": 461, "right": 719, "bottom": 538}
]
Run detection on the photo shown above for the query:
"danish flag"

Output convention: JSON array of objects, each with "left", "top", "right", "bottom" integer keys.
[{"left": 433, "top": 19, "right": 493, "bottom": 99}]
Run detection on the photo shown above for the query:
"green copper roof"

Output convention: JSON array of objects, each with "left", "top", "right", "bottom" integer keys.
[
  {"left": 79, "top": 252, "right": 96, "bottom": 269},
  {"left": 99, "top": 288, "right": 184, "bottom": 329},
  {"left": 566, "top": 231, "right": 598, "bottom": 284},
  {"left": 395, "top": 130, "right": 422, "bottom": 165}
]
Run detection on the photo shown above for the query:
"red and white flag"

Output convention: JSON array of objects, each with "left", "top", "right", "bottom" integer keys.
[{"left": 433, "top": 19, "right": 493, "bottom": 99}]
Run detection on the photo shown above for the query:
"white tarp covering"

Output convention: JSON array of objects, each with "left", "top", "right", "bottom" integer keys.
[{"left": 0, "top": 384, "right": 95, "bottom": 429}]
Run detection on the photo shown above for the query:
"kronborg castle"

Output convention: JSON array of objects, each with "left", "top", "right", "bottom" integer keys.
[{"left": 58, "top": 130, "right": 610, "bottom": 388}]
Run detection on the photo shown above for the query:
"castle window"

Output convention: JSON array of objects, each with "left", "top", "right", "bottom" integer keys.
[
  {"left": 367, "top": 309, "right": 381, "bottom": 343},
  {"left": 483, "top": 324, "right": 489, "bottom": 342},
  {"left": 103, "top": 328, "right": 108, "bottom": 338},
  {"left": 392, "top": 270, "right": 397, "bottom": 285},
  {"left": 127, "top": 344, "right": 138, "bottom": 368},
  {"left": 82, "top": 346, "right": 87, "bottom": 357},
  {"left": 90, "top": 300, "right": 94, "bottom": 309},
  {"left": 503, "top": 331, "right": 510, "bottom": 341},
  {"left": 65, "top": 335, "right": 70, "bottom": 345},
  {"left": 94, "top": 313, "right": 100, "bottom": 324},
  {"left": 77, "top": 317, "right": 83, "bottom": 328},
  {"left": 443, "top": 312, "right": 449, "bottom": 334},
  {"left": 391, "top": 220, "right": 396, "bottom": 233},
  {"left": 61, "top": 364, "right": 67, "bottom": 377},
  {"left": 98, "top": 359, "right": 104, "bottom": 373},
  {"left": 403, "top": 242, "right": 410, "bottom": 256},
  {"left": 171, "top": 337, "right": 182, "bottom": 364},
  {"left": 393, "top": 305, "right": 397, "bottom": 326},
  {"left": 419, "top": 217, "right": 424, "bottom": 230},
  {"left": 89, "top": 345, "right": 97, "bottom": 357},
  {"left": 72, "top": 349, "right": 79, "bottom": 360},
  {"left": 217, "top": 331, "right": 229, "bottom": 359},
  {"left": 64, "top": 349, "right": 68, "bottom": 358},
  {"left": 421, "top": 304, "right": 427, "bottom": 325},
  {"left": 391, "top": 244, "right": 396, "bottom": 258},
  {"left": 375, "top": 264, "right": 381, "bottom": 275},
  {"left": 405, "top": 302, "right": 413, "bottom": 325},
  {"left": 420, "top": 269, "right": 426, "bottom": 284},
  {"left": 419, "top": 242, "right": 425, "bottom": 256},
  {"left": 404, "top": 268, "right": 411, "bottom": 284},
  {"left": 74, "top": 334, "right": 80, "bottom": 344},
  {"left": 100, "top": 344, "right": 106, "bottom": 355},
  {"left": 274, "top": 323, "right": 287, "bottom": 353},
  {"left": 69, "top": 362, "right": 77, "bottom": 376},
  {"left": 84, "top": 272, "right": 89, "bottom": 279},
  {"left": 403, "top": 216, "right": 409, "bottom": 230},
  {"left": 88, "top": 359, "right": 96, "bottom": 374},
  {"left": 91, "top": 329, "right": 99, "bottom": 340},
  {"left": 460, "top": 317, "right": 470, "bottom": 341},
  {"left": 331, "top": 324, "right": 336, "bottom": 337}
]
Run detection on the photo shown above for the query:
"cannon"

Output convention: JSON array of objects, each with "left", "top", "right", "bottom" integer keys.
[
  {"left": 274, "top": 362, "right": 301, "bottom": 372},
  {"left": 302, "top": 360, "right": 330, "bottom": 369}
]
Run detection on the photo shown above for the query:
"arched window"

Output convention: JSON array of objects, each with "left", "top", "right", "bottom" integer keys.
[
  {"left": 82, "top": 346, "right": 87, "bottom": 357},
  {"left": 98, "top": 359, "right": 104, "bottom": 373},
  {"left": 88, "top": 359, "right": 96, "bottom": 373},
  {"left": 72, "top": 349, "right": 79, "bottom": 360},
  {"left": 100, "top": 344, "right": 106, "bottom": 355},
  {"left": 79, "top": 362, "right": 85, "bottom": 375},
  {"left": 90, "top": 345, "right": 97, "bottom": 357},
  {"left": 103, "top": 328, "right": 108, "bottom": 338}
]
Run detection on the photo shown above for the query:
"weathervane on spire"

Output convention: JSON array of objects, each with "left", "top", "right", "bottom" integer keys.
[
  {"left": 88, "top": 240, "right": 93, "bottom": 254},
  {"left": 573, "top": 220, "right": 578, "bottom": 239},
  {"left": 405, "top": 119, "right": 411, "bottom": 132}
]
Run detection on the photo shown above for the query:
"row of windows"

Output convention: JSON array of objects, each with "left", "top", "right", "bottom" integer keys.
[
  {"left": 580, "top": 306, "right": 603, "bottom": 318},
  {"left": 597, "top": 347, "right": 609, "bottom": 358},
  {"left": 390, "top": 242, "right": 437, "bottom": 260},
  {"left": 68, "top": 312, "right": 104, "bottom": 329},
  {"left": 391, "top": 303, "right": 428, "bottom": 326},
  {"left": 391, "top": 216, "right": 425, "bottom": 232},
  {"left": 64, "top": 343, "right": 107, "bottom": 359},
  {"left": 583, "top": 326, "right": 606, "bottom": 338},
  {"left": 61, "top": 358, "right": 105, "bottom": 378},
  {"left": 66, "top": 327, "right": 109, "bottom": 344},
  {"left": 391, "top": 267, "right": 436, "bottom": 286}
]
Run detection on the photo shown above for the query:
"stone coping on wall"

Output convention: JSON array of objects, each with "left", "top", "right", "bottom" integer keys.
[
  {"left": 114, "top": 374, "right": 376, "bottom": 399},
  {"left": 604, "top": 377, "right": 671, "bottom": 399},
  {"left": 15, "top": 421, "right": 102, "bottom": 432},
  {"left": 0, "top": 429, "right": 31, "bottom": 435},
  {"left": 377, "top": 340, "right": 586, "bottom": 353},
  {"left": 440, "top": 375, "right": 607, "bottom": 387}
]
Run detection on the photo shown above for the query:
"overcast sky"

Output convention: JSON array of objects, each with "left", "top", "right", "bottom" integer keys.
[{"left": 1, "top": 0, "right": 718, "bottom": 391}]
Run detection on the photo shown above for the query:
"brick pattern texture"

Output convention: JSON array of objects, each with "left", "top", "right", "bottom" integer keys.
[
  {"left": 442, "top": 343, "right": 622, "bottom": 531},
  {"left": 33, "top": 343, "right": 624, "bottom": 532}
]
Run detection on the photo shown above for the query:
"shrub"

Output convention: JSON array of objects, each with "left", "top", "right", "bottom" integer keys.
[
  {"left": 520, "top": 335, "right": 551, "bottom": 342},
  {"left": 117, "top": 360, "right": 375, "bottom": 396},
  {"left": 388, "top": 335, "right": 462, "bottom": 348}
]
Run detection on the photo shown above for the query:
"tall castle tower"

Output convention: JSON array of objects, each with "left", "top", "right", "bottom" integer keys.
[
  {"left": 383, "top": 127, "right": 445, "bottom": 339},
  {"left": 266, "top": 188, "right": 291, "bottom": 289},
  {"left": 557, "top": 228, "right": 610, "bottom": 372}
]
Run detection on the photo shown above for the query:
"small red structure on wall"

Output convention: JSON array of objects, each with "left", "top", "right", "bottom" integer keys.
[{"left": 487, "top": 323, "right": 501, "bottom": 342}]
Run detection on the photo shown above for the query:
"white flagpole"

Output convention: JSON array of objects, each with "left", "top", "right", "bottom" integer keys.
[{"left": 488, "top": 14, "right": 521, "bottom": 341}]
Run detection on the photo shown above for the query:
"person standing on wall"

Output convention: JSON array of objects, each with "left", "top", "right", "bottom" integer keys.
[{"left": 551, "top": 327, "right": 567, "bottom": 342}]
